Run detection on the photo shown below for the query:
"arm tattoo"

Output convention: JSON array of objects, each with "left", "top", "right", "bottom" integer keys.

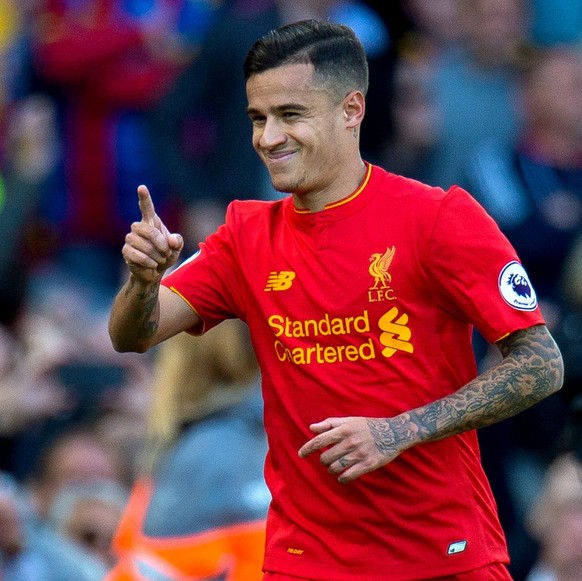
[
  {"left": 124, "top": 277, "right": 160, "bottom": 339},
  {"left": 369, "top": 325, "right": 563, "bottom": 455}
]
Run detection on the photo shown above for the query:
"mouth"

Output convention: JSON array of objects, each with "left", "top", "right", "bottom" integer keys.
[{"left": 264, "top": 149, "right": 297, "bottom": 163}]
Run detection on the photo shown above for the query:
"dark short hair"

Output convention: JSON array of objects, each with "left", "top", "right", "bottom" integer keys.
[{"left": 243, "top": 19, "right": 369, "bottom": 98}]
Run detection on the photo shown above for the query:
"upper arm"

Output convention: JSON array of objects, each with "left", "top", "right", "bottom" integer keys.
[
  {"left": 155, "top": 285, "right": 204, "bottom": 344},
  {"left": 496, "top": 324, "right": 564, "bottom": 395}
]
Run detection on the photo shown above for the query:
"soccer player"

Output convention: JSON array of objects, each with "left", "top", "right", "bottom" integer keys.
[{"left": 109, "top": 19, "right": 564, "bottom": 581}]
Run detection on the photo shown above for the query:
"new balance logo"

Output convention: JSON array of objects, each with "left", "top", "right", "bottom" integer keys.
[
  {"left": 378, "top": 306, "right": 414, "bottom": 357},
  {"left": 265, "top": 271, "right": 296, "bottom": 291}
]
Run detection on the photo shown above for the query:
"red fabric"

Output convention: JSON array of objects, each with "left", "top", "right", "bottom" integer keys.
[
  {"left": 163, "top": 164, "right": 544, "bottom": 579},
  {"left": 262, "top": 561, "right": 512, "bottom": 581}
]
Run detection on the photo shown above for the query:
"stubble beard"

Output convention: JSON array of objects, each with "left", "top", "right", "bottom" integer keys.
[{"left": 269, "top": 168, "right": 307, "bottom": 195}]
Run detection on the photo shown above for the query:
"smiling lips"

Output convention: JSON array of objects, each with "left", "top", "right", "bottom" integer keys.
[{"left": 265, "top": 149, "right": 297, "bottom": 162}]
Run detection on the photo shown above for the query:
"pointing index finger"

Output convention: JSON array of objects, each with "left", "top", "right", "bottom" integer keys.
[{"left": 137, "top": 184, "right": 156, "bottom": 227}]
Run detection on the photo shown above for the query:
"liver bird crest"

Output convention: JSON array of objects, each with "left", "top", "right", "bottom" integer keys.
[{"left": 369, "top": 246, "right": 395, "bottom": 289}]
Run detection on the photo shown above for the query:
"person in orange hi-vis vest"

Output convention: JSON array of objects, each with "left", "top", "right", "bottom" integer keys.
[{"left": 105, "top": 319, "right": 269, "bottom": 581}]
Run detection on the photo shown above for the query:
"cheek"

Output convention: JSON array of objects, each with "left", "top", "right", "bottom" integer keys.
[{"left": 252, "top": 133, "right": 260, "bottom": 150}]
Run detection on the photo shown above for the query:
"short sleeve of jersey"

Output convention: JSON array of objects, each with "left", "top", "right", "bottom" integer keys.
[
  {"left": 161, "top": 203, "right": 245, "bottom": 333},
  {"left": 425, "top": 186, "right": 544, "bottom": 343}
]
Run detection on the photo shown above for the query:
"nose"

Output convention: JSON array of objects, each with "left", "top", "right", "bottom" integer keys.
[{"left": 256, "top": 116, "right": 286, "bottom": 150}]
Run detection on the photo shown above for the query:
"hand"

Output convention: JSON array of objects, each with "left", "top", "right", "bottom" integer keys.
[
  {"left": 122, "top": 185, "right": 183, "bottom": 283},
  {"left": 298, "top": 416, "right": 413, "bottom": 484}
]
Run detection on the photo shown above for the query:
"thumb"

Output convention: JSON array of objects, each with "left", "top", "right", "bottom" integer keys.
[{"left": 168, "top": 233, "right": 184, "bottom": 250}]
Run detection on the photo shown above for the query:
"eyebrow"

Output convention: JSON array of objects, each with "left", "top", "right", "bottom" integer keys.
[{"left": 247, "top": 103, "right": 310, "bottom": 116}]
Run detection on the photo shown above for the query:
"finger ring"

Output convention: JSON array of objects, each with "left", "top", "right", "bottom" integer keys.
[{"left": 338, "top": 457, "right": 350, "bottom": 468}]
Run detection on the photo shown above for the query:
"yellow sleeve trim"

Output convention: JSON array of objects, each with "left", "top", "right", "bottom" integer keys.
[{"left": 168, "top": 286, "right": 206, "bottom": 336}]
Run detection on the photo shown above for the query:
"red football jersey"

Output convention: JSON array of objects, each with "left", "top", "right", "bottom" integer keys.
[{"left": 162, "top": 164, "right": 544, "bottom": 580}]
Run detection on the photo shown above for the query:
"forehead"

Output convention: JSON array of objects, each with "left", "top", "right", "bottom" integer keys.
[{"left": 246, "top": 63, "right": 333, "bottom": 110}]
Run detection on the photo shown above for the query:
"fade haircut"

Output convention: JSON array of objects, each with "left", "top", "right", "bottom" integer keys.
[{"left": 243, "top": 19, "right": 369, "bottom": 99}]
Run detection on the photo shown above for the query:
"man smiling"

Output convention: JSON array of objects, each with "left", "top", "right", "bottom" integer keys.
[{"left": 109, "top": 19, "right": 563, "bottom": 581}]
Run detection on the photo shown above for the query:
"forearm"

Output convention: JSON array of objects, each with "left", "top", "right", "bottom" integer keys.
[
  {"left": 371, "top": 325, "right": 564, "bottom": 453},
  {"left": 108, "top": 274, "right": 161, "bottom": 353}
]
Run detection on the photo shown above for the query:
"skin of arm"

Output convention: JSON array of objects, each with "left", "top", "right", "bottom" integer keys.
[
  {"left": 299, "top": 324, "right": 564, "bottom": 484},
  {"left": 108, "top": 185, "right": 200, "bottom": 353}
]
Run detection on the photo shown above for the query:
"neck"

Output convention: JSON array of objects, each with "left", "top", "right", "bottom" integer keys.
[{"left": 292, "top": 158, "right": 367, "bottom": 213}]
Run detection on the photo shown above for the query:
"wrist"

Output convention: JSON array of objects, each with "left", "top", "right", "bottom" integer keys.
[{"left": 127, "top": 270, "right": 164, "bottom": 289}]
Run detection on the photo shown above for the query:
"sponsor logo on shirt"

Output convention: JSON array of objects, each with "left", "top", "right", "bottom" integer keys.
[
  {"left": 268, "top": 308, "right": 413, "bottom": 365},
  {"left": 264, "top": 271, "right": 296, "bottom": 291},
  {"left": 498, "top": 261, "right": 538, "bottom": 311},
  {"left": 378, "top": 307, "right": 414, "bottom": 357},
  {"left": 447, "top": 540, "right": 468, "bottom": 555},
  {"left": 368, "top": 246, "right": 397, "bottom": 303}
]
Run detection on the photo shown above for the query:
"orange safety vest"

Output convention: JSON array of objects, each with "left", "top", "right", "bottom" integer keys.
[{"left": 106, "top": 478, "right": 266, "bottom": 581}]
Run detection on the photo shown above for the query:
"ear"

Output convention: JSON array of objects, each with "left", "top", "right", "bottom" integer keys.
[{"left": 343, "top": 90, "right": 366, "bottom": 128}]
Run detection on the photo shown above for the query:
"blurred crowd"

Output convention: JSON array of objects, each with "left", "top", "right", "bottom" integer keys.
[{"left": 0, "top": 0, "right": 581, "bottom": 579}]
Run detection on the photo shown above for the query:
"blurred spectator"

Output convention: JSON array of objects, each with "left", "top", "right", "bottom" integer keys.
[
  {"left": 0, "top": 427, "right": 126, "bottom": 581},
  {"left": 381, "top": 49, "right": 438, "bottom": 181},
  {"left": 107, "top": 319, "right": 270, "bottom": 581},
  {"left": 381, "top": 1, "right": 463, "bottom": 181},
  {"left": 562, "top": 235, "right": 582, "bottom": 312},
  {"left": 399, "top": 0, "right": 463, "bottom": 59},
  {"left": 28, "top": 0, "right": 228, "bottom": 305},
  {"left": 389, "top": 0, "right": 527, "bottom": 190},
  {"left": 26, "top": 427, "right": 127, "bottom": 522},
  {"left": 151, "top": 0, "right": 393, "bottom": 218},
  {"left": 0, "top": 471, "right": 49, "bottom": 580},
  {"left": 465, "top": 45, "right": 582, "bottom": 579},
  {"left": 525, "top": 453, "right": 582, "bottom": 581},
  {"left": 0, "top": 317, "right": 72, "bottom": 449},
  {"left": 0, "top": 271, "right": 154, "bottom": 481},
  {"left": 48, "top": 480, "right": 128, "bottom": 569},
  {"left": 0, "top": 0, "right": 58, "bottom": 327},
  {"left": 561, "top": 234, "right": 582, "bottom": 387}
]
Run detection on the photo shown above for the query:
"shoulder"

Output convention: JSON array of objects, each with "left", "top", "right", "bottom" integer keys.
[
  {"left": 370, "top": 164, "right": 450, "bottom": 207},
  {"left": 372, "top": 165, "right": 500, "bottom": 237},
  {"left": 225, "top": 198, "right": 286, "bottom": 225}
]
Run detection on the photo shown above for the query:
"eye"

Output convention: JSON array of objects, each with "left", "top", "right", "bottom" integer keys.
[
  {"left": 282, "top": 111, "right": 300, "bottom": 120},
  {"left": 249, "top": 114, "right": 266, "bottom": 127}
]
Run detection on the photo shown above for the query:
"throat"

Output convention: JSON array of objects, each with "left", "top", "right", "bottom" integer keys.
[{"left": 292, "top": 161, "right": 368, "bottom": 212}]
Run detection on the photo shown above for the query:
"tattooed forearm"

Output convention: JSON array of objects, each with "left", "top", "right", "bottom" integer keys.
[
  {"left": 367, "top": 400, "right": 460, "bottom": 455},
  {"left": 125, "top": 277, "right": 160, "bottom": 339},
  {"left": 109, "top": 275, "right": 163, "bottom": 352},
  {"left": 369, "top": 325, "right": 563, "bottom": 456}
]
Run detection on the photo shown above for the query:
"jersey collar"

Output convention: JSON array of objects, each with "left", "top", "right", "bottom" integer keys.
[{"left": 286, "top": 162, "right": 374, "bottom": 227}]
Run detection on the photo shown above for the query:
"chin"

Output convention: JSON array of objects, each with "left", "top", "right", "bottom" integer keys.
[
  {"left": 271, "top": 183, "right": 293, "bottom": 194},
  {"left": 270, "top": 175, "right": 302, "bottom": 194}
]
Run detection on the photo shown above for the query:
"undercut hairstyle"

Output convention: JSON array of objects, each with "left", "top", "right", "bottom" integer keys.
[{"left": 243, "top": 19, "right": 369, "bottom": 99}]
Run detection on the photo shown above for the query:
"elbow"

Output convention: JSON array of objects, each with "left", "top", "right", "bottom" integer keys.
[
  {"left": 110, "top": 341, "right": 149, "bottom": 354},
  {"left": 537, "top": 333, "right": 565, "bottom": 399},
  {"left": 108, "top": 327, "right": 152, "bottom": 354},
  {"left": 549, "top": 343, "right": 565, "bottom": 395},
  {"left": 109, "top": 335, "right": 151, "bottom": 354}
]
